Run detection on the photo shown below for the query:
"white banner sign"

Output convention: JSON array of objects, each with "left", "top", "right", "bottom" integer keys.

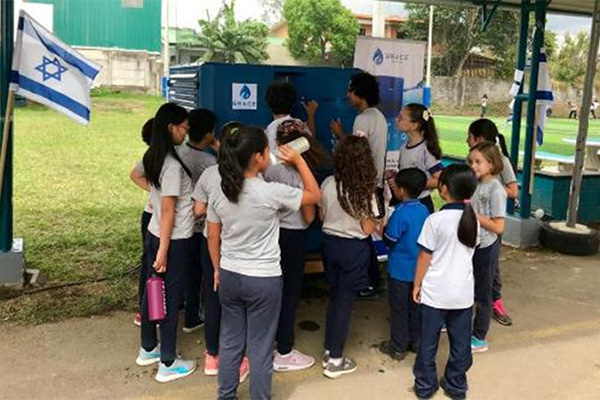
[
  {"left": 353, "top": 37, "right": 426, "bottom": 89},
  {"left": 231, "top": 83, "right": 257, "bottom": 110}
]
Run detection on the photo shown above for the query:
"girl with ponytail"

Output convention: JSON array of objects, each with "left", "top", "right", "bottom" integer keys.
[
  {"left": 467, "top": 118, "right": 518, "bottom": 199},
  {"left": 391, "top": 103, "right": 444, "bottom": 213},
  {"left": 467, "top": 119, "right": 516, "bottom": 326},
  {"left": 412, "top": 164, "right": 478, "bottom": 400},
  {"left": 136, "top": 103, "right": 196, "bottom": 383},
  {"left": 206, "top": 126, "right": 319, "bottom": 400}
]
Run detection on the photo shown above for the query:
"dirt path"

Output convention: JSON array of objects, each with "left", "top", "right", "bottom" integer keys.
[{"left": 2, "top": 248, "right": 600, "bottom": 399}]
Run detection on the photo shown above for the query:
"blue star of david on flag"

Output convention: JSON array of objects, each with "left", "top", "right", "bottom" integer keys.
[
  {"left": 35, "top": 56, "right": 68, "bottom": 82},
  {"left": 10, "top": 10, "right": 101, "bottom": 125}
]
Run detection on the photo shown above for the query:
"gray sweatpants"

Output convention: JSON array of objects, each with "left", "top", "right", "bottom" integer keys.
[{"left": 218, "top": 269, "right": 282, "bottom": 400}]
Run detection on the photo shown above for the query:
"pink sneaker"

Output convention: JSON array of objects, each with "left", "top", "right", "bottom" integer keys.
[
  {"left": 493, "top": 299, "right": 513, "bottom": 326},
  {"left": 273, "top": 349, "right": 315, "bottom": 372},
  {"left": 133, "top": 312, "right": 142, "bottom": 327},
  {"left": 239, "top": 357, "right": 250, "bottom": 383},
  {"left": 204, "top": 351, "right": 219, "bottom": 376}
]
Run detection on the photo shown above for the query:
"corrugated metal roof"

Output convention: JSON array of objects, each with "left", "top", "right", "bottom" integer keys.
[{"left": 387, "top": 0, "right": 596, "bottom": 16}]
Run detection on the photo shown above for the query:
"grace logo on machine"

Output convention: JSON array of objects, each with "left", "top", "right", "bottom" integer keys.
[{"left": 232, "top": 83, "right": 258, "bottom": 110}]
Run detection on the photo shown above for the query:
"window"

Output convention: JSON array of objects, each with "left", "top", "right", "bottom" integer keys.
[
  {"left": 122, "top": 0, "right": 144, "bottom": 8},
  {"left": 359, "top": 28, "right": 366, "bottom": 36}
]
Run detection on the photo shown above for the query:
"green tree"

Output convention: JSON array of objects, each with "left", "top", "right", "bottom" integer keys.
[
  {"left": 198, "top": 0, "right": 269, "bottom": 64},
  {"left": 400, "top": 5, "right": 520, "bottom": 78},
  {"left": 283, "top": 0, "right": 360, "bottom": 66},
  {"left": 260, "top": 0, "right": 284, "bottom": 26},
  {"left": 552, "top": 32, "right": 590, "bottom": 86}
]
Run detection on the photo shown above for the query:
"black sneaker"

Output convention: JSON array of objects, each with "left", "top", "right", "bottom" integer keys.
[
  {"left": 182, "top": 316, "right": 205, "bottom": 333},
  {"left": 357, "top": 286, "right": 380, "bottom": 301},
  {"left": 378, "top": 340, "right": 406, "bottom": 361},
  {"left": 440, "top": 378, "right": 466, "bottom": 400}
]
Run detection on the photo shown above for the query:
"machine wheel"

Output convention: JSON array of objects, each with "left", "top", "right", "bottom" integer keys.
[{"left": 539, "top": 221, "right": 599, "bottom": 256}]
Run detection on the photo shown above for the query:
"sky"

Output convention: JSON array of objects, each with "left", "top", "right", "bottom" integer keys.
[{"left": 167, "top": 0, "right": 591, "bottom": 45}]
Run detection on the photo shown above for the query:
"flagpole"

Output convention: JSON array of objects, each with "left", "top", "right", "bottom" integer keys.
[{"left": 0, "top": 91, "right": 15, "bottom": 209}]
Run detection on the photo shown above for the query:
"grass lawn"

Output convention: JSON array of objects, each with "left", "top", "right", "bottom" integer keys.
[
  {"left": 3, "top": 93, "right": 599, "bottom": 324},
  {"left": 1, "top": 91, "right": 164, "bottom": 324},
  {"left": 436, "top": 114, "right": 600, "bottom": 162}
]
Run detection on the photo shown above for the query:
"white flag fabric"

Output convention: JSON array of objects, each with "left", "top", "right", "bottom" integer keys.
[
  {"left": 535, "top": 50, "right": 553, "bottom": 146},
  {"left": 508, "top": 48, "right": 553, "bottom": 145},
  {"left": 9, "top": 10, "right": 101, "bottom": 125}
]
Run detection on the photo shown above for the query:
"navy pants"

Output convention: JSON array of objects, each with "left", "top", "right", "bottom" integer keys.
[
  {"left": 388, "top": 278, "right": 419, "bottom": 353},
  {"left": 413, "top": 304, "right": 473, "bottom": 399},
  {"left": 140, "top": 234, "right": 191, "bottom": 363},
  {"left": 201, "top": 235, "right": 221, "bottom": 356},
  {"left": 218, "top": 269, "right": 282, "bottom": 400},
  {"left": 473, "top": 238, "right": 501, "bottom": 340},
  {"left": 276, "top": 228, "right": 306, "bottom": 355},
  {"left": 137, "top": 211, "right": 152, "bottom": 309},
  {"left": 184, "top": 232, "right": 203, "bottom": 326},
  {"left": 492, "top": 237, "right": 503, "bottom": 302},
  {"left": 322, "top": 234, "right": 370, "bottom": 358}
]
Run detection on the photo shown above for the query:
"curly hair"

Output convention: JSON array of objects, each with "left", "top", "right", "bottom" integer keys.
[{"left": 334, "top": 136, "right": 377, "bottom": 219}]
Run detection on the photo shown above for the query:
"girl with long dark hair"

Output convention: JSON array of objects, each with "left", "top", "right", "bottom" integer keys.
[
  {"left": 412, "top": 163, "right": 479, "bottom": 400},
  {"left": 263, "top": 119, "right": 330, "bottom": 372},
  {"left": 134, "top": 103, "right": 196, "bottom": 383},
  {"left": 206, "top": 126, "right": 319, "bottom": 400}
]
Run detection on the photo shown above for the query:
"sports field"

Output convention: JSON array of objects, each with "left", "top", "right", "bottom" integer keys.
[{"left": 435, "top": 115, "right": 600, "bottom": 163}]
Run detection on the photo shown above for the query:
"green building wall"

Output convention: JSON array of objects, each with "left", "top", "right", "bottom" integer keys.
[{"left": 30, "top": 0, "right": 161, "bottom": 52}]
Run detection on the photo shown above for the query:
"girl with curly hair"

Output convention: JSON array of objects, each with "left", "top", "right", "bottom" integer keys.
[{"left": 319, "top": 135, "right": 380, "bottom": 379}]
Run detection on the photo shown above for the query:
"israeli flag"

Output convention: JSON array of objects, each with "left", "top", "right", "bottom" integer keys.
[
  {"left": 9, "top": 10, "right": 101, "bottom": 125},
  {"left": 508, "top": 48, "right": 553, "bottom": 146}
]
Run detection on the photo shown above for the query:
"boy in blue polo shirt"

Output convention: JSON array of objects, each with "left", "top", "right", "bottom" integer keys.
[{"left": 378, "top": 168, "right": 430, "bottom": 361}]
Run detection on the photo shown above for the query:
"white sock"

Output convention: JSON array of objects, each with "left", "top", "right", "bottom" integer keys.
[{"left": 329, "top": 357, "right": 343, "bottom": 366}]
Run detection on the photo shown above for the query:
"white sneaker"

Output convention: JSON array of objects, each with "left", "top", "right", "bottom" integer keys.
[
  {"left": 135, "top": 346, "right": 160, "bottom": 366},
  {"left": 273, "top": 349, "right": 315, "bottom": 372},
  {"left": 155, "top": 358, "right": 196, "bottom": 383}
]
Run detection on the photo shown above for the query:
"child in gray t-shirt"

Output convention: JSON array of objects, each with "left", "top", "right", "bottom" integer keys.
[
  {"left": 390, "top": 104, "right": 443, "bottom": 213},
  {"left": 206, "top": 126, "right": 320, "bottom": 400},
  {"left": 466, "top": 118, "right": 516, "bottom": 326},
  {"left": 467, "top": 118, "right": 518, "bottom": 200},
  {"left": 468, "top": 142, "right": 507, "bottom": 353}
]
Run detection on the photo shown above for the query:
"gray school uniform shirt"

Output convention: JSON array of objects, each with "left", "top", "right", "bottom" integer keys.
[
  {"left": 472, "top": 178, "right": 507, "bottom": 248},
  {"left": 263, "top": 164, "right": 309, "bottom": 230},
  {"left": 207, "top": 176, "right": 303, "bottom": 277},
  {"left": 177, "top": 144, "right": 217, "bottom": 233},
  {"left": 134, "top": 160, "right": 153, "bottom": 214},
  {"left": 398, "top": 140, "right": 443, "bottom": 199},
  {"left": 319, "top": 176, "right": 369, "bottom": 240},
  {"left": 353, "top": 107, "right": 387, "bottom": 187},
  {"left": 192, "top": 164, "right": 221, "bottom": 238},
  {"left": 147, "top": 154, "right": 195, "bottom": 240},
  {"left": 177, "top": 143, "right": 217, "bottom": 185},
  {"left": 498, "top": 155, "right": 517, "bottom": 186}
]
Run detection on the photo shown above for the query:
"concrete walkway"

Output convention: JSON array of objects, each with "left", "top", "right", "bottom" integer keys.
[{"left": 1, "top": 247, "right": 600, "bottom": 399}]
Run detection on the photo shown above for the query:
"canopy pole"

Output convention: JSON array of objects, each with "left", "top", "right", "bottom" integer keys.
[
  {"left": 508, "top": 0, "right": 531, "bottom": 215},
  {"left": 519, "top": 0, "right": 546, "bottom": 219},
  {"left": 0, "top": 0, "right": 14, "bottom": 251},
  {"left": 566, "top": 0, "right": 600, "bottom": 227}
]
